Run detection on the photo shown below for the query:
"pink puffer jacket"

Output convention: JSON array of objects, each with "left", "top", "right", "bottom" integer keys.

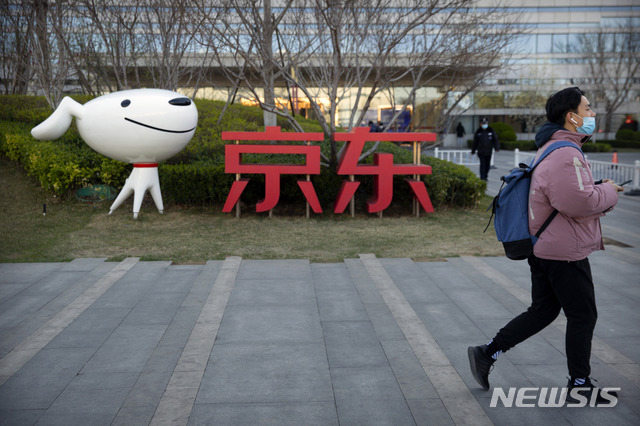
[{"left": 528, "top": 129, "right": 619, "bottom": 261}]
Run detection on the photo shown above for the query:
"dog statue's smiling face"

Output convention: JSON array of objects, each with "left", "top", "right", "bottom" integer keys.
[{"left": 32, "top": 89, "right": 198, "bottom": 163}]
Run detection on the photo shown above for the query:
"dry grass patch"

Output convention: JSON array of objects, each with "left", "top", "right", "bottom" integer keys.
[{"left": 1, "top": 158, "right": 504, "bottom": 263}]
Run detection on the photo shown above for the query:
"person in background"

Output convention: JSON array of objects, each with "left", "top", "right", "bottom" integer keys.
[
  {"left": 471, "top": 117, "right": 499, "bottom": 181},
  {"left": 456, "top": 122, "right": 466, "bottom": 147}
]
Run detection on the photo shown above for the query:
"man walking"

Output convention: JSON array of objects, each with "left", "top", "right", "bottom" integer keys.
[
  {"left": 471, "top": 118, "right": 499, "bottom": 181},
  {"left": 468, "top": 87, "right": 623, "bottom": 403}
]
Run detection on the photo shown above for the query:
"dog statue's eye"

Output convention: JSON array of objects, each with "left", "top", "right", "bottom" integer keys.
[{"left": 121, "top": 99, "right": 131, "bottom": 107}]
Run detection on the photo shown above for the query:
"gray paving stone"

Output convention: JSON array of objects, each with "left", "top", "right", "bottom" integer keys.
[
  {"left": 0, "top": 347, "right": 96, "bottom": 410},
  {"left": 0, "top": 261, "right": 119, "bottom": 357},
  {"left": 60, "top": 258, "right": 109, "bottom": 271},
  {"left": 330, "top": 366, "right": 406, "bottom": 402},
  {"left": 121, "top": 370, "right": 174, "bottom": 408},
  {"left": 406, "top": 398, "right": 454, "bottom": 426},
  {"left": 335, "top": 397, "right": 416, "bottom": 426},
  {"left": 311, "top": 263, "right": 356, "bottom": 294},
  {"left": 43, "top": 371, "right": 139, "bottom": 419},
  {"left": 80, "top": 324, "right": 168, "bottom": 374},
  {"left": 317, "top": 292, "right": 369, "bottom": 322},
  {"left": 360, "top": 302, "right": 406, "bottom": 342},
  {"left": 331, "top": 366, "right": 415, "bottom": 425},
  {"left": 344, "top": 258, "right": 386, "bottom": 305},
  {"left": 196, "top": 341, "right": 333, "bottom": 404},
  {"left": 235, "top": 259, "right": 312, "bottom": 281},
  {"left": 0, "top": 271, "right": 88, "bottom": 328},
  {"left": 228, "top": 278, "right": 316, "bottom": 306},
  {"left": 111, "top": 404, "right": 157, "bottom": 426},
  {"left": 0, "top": 408, "right": 45, "bottom": 426},
  {"left": 322, "top": 320, "right": 389, "bottom": 368},
  {"left": 380, "top": 340, "right": 438, "bottom": 400},
  {"left": 188, "top": 402, "right": 339, "bottom": 426},
  {"left": 215, "top": 304, "right": 323, "bottom": 343},
  {"left": 0, "top": 262, "right": 61, "bottom": 287},
  {"left": 91, "top": 261, "right": 171, "bottom": 309},
  {"left": 47, "top": 307, "right": 131, "bottom": 349}
]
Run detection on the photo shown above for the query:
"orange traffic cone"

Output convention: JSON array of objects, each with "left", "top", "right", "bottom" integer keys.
[{"left": 612, "top": 150, "right": 618, "bottom": 170}]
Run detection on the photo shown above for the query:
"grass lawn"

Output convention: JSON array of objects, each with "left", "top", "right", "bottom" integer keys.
[{"left": 0, "top": 158, "right": 504, "bottom": 263}]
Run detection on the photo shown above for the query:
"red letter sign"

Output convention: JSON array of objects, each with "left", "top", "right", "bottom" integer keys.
[
  {"left": 222, "top": 127, "right": 324, "bottom": 213},
  {"left": 333, "top": 127, "right": 436, "bottom": 213}
]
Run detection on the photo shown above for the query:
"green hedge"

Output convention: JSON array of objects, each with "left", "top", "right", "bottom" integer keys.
[
  {"left": 614, "top": 129, "right": 640, "bottom": 149},
  {"left": 159, "top": 142, "right": 485, "bottom": 209},
  {"left": 1, "top": 95, "right": 485, "bottom": 210},
  {"left": 1, "top": 122, "right": 130, "bottom": 195},
  {"left": 490, "top": 122, "right": 516, "bottom": 142}
]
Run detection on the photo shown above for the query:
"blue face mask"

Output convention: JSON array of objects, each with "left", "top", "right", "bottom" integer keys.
[
  {"left": 572, "top": 113, "right": 596, "bottom": 135},
  {"left": 481, "top": 124, "right": 488, "bottom": 129}
]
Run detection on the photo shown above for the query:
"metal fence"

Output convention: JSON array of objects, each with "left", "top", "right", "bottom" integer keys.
[
  {"left": 434, "top": 148, "right": 640, "bottom": 191},
  {"left": 433, "top": 148, "right": 494, "bottom": 167},
  {"left": 514, "top": 148, "right": 640, "bottom": 190}
]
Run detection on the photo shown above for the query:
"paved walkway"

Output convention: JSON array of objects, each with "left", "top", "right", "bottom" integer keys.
[{"left": 1, "top": 247, "right": 639, "bottom": 425}]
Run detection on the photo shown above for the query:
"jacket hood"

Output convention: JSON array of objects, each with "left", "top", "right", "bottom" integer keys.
[
  {"left": 535, "top": 121, "right": 592, "bottom": 148},
  {"left": 535, "top": 122, "right": 565, "bottom": 147}
]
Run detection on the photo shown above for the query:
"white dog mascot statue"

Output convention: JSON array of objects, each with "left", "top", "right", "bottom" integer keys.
[{"left": 31, "top": 89, "right": 198, "bottom": 219}]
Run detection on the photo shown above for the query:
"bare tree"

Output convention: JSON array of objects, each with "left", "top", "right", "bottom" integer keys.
[
  {"left": 0, "top": 0, "right": 35, "bottom": 95},
  {"left": 507, "top": 64, "right": 555, "bottom": 140},
  {"left": 272, "top": 0, "right": 523, "bottom": 164},
  {"left": 137, "top": 0, "right": 213, "bottom": 93},
  {"left": 22, "top": 0, "right": 76, "bottom": 107},
  {"left": 70, "top": 0, "right": 146, "bottom": 93},
  {"left": 575, "top": 19, "right": 640, "bottom": 134},
  {"left": 197, "top": 0, "right": 299, "bottom": 130}
]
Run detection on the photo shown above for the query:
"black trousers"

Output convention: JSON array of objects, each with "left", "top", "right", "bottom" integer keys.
[
  {"left": 478, "top": 154, "right": 492, "bottom": 180},
  {"left": 492, "top": 255, "right": 598, "bottom": 379}
]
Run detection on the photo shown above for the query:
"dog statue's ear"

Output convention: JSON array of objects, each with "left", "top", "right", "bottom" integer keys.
[{"left": 31, "top": 97, "right": 84, "bottom": 140}]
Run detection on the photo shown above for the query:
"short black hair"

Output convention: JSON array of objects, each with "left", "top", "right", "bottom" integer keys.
[{"left": 545, "top": 87, "right": 584, "bottom": 125}]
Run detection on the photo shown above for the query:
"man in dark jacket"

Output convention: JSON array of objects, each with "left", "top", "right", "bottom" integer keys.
[{"left": 471, "top": 118, "right": 499, "bottom": 181}]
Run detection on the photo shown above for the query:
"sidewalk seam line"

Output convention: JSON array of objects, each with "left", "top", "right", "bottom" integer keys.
[
  {"left": 150, "top": 256, "right": 241, "bottom": 426},
  {"left": 359, "top": 253, "right": 493, "bottom": 426},
  {"left": 0, "top": 257, "right": 139, "bottom": 386}
]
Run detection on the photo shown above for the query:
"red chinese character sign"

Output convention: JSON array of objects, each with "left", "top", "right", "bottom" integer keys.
[
  {"left": 222, "top": 127, "right": 324, "bottom": 213},
  {"left": 221, "top": 126, "right": 436, "bottom": 215},
  {"left": 333, "top": 127, "right": 436, "bottom": 214}
]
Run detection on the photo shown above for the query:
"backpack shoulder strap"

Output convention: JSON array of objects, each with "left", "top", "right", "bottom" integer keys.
[
  {"left": 530, "top": 141, "right": 584, "bottom": 170},
  {"left": 529, "top": 141, "right": 584, "bottom": 240}
]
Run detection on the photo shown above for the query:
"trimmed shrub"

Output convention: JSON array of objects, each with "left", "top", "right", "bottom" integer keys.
[
  {"left": 1, "top": 120, "right": 130, "bottom": 195},
  {"left": 614, "top": 129, "right": 640, "bottom": 149},
  {"left": 499, "top": 140, "right": 537, "bottom": 151},
  {"left": 491, "top": 122, "right": 516, "bottom": 142},
  {"left": 1, "top": 95, "right": 485, "bottom": 210}
]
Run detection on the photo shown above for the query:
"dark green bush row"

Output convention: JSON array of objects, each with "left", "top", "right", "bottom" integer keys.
[
  {"left": 616, "top": 128, "right": 640, "bottom": 141},
  {"left": 1, "top": 95, "right": 484, "bottom": 210},
  {"left": 491, "top": 122, "right": 516, "bottom": 142},
  {"left": 159, "top": 142, "right": 485, "bottom": 210},
  {"left": 613, "top": 129, "right": 640, "bottom": 148}
]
